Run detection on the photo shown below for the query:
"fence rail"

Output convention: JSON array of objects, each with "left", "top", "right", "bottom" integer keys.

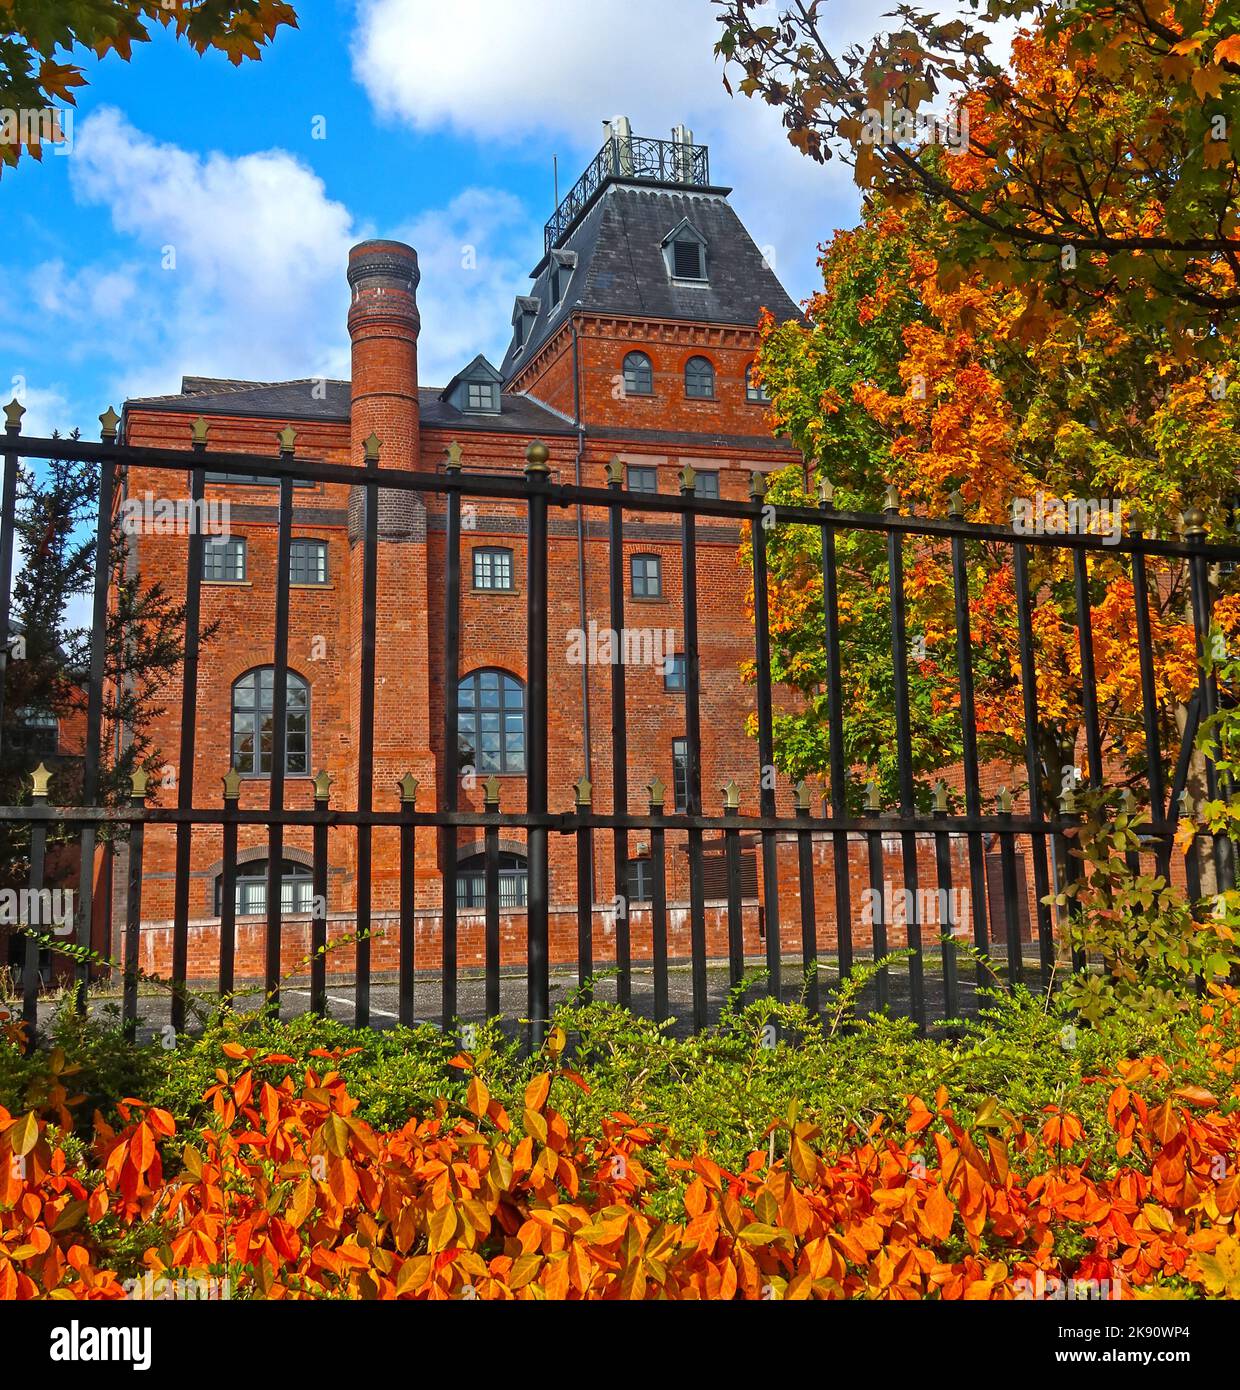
[{"left": 1, "top": 409, "right": 1237, "bottom": 1048}]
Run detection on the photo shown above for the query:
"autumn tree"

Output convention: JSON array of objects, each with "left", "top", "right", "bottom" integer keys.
[
  {"left": 749, "top": 191, "right": 1240, "bottom": 811},
  {"left": 715, "top": 0, "right": 1240, "bottom": 336},
  {"left": 1, "top": 0, "right": 299, "bottom": 171}
]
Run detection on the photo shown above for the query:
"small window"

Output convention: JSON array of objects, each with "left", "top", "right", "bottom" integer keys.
[
  {"left": 457, "top": 852, "right": 529, "bottom": 910},
  {"left": 466, "top": 381, "right": 498, "bottom": 412},
  {"left": 627, "top": 466, "right": 658, "bottom": 494},
  {"left": 664, "top": 653, "right": 685, "bottom": 692},
  {"left": 672, "top": 239, "right": 705, "bottom": 280},
  {"left": 232, "top": 668, "right": 310, "bottom": 777},
  {"left": 217, "top": 858, "right": 314, "bottom": 917},
  {"left": 695, "top": 470, "right": 720, "bottom": 500},
  {"left": 672, "top": 738, "right": 690, "bottom": 813},
  {"left": 746, "top": 364, "right": 771, "bottom": 403},
  {"left": 627, "top": 857, "right": 654, "bottom": 904},
  {"left": 203, "top": 536, "right": 246, "bottom": 583},
  {"left": 289, "top": 538, "right": 328, "bottom": 585},
  {"left": 10, "top": 708, "right": 57, "bottom": 755},
  {"left": 623, "top": 352, "right": 654, "bottom": 397},
  {"left": 473, "top": 547, "right": 514, "bottom": 592},
  {"left": 685, "top": 357, "right": 715, "bottom": 399},
  {"left": 631, "top": 554, "right": 662, "bottom": 599}
]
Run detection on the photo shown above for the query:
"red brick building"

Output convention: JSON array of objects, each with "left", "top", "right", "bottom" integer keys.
[{"left": 110, "top": 124, "right": 847, "bottom": 986}]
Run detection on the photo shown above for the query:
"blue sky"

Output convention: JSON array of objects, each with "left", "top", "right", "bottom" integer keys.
[{"left": 2, "top": 0, "right": 883, "bottom": 439}]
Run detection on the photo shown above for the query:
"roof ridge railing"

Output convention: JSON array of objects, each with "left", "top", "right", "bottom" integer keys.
[{"left": 544, "top": 133, "right": 710, "bottom": 254}]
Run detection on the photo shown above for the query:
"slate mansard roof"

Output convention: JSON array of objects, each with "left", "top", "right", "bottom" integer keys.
[
  {"left": 124, "top": 376, "right": 577, "bottom": 437},
  {"left": 500, "top": 183, "right": 803, "bottom": 380}
]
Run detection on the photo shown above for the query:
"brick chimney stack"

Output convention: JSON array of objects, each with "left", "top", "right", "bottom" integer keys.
[
  {"left": 344, "top": 238, "right": 436, "bottom": 907},
  {"left": 347, "top": 239, "right": 421, "bottom": 530}
]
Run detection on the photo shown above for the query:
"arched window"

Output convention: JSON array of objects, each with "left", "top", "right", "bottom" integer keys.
[
  {"left": 217, "top": 858, "right": 314, "bottom": 917},
  {"left": 685, "top": 356, "right": 715, "bottom": 399},
  {"left": 456, "top": 852, "right": 528, "bottom": 909},
  {"left": 231, "top": 668, "right": 310, "bottom": 776},
  {"left": 745, "top": 364, "right": 771, "bottom": 403},
  {"left": 623, "top": 352, "right": 654, "bottom": 397},
  {"left": 458, "top": 670, "right": 526, "bottom": 775}
]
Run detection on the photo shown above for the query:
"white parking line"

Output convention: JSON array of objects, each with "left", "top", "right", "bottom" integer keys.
[{"left": 283, "top": 989, "right": 399, "bottom": 1021}]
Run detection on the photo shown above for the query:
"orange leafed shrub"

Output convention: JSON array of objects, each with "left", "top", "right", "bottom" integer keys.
[{"left": 3, "top": 1024, "right": 1240, "bottom": 1300}]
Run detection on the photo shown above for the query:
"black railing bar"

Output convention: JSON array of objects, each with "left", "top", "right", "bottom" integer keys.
[
  {"left": 170, "top": 460, "right": 206, "bottom": 1031},
  {"left": 442, "top": 467, "right": 463, "bottom": 1026},
  {"left": 606, "top": 463, "right": 631, "bottom": 1006},
  {"left": 265, "top": 469, "right": 294, "bottom": 1006},
  {"left": 0, "top": 805, "right": 1208, "bottom": 838},
  {"left": 74, "top": 447, "right": 114, "bottom": 996},
  {"left": 12, "top": 433, "right": 1240, "bottom": 558},
  {"left": 750, "top": 480, "right": 782, "bottom": 1000},
  {"left": 354, "top": 454, "right": 380, "bottom": 1027},
  {"left": 0, "top": 442, "right": 18, "bottom": 742}
]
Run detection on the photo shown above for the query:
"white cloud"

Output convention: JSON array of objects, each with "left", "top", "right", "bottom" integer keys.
[
  {"left": 60, "top": 107, "right": 359, "bottom": 398},
  {"left": 13, "top": 109, "right": 547, "bottom": 417},
  {"left": 394, "top": 189, "right": 541, "bottom": 385},
  {"left": 351, "top": 0, "right": 878, "bottom": 303}
]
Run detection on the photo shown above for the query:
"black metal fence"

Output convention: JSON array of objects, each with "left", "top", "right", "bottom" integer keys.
[{"left": 1, "top": 410, "right": 1237, "bottom": 1048}]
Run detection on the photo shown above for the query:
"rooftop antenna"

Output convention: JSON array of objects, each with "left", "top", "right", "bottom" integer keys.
[{"left": 553, "top": 153, "right": 559, "bottom": 208}]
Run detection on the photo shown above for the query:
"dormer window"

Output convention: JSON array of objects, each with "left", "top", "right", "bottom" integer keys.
[
  {"left": 443, "top": 355, "right": 503, "bottom": 416},
  {"left": 467, "top": 381, "right": 498, "bottom": 412},
  {"left": 673, "top": 239, "right": 704, "bottom": 279},
  {"left": 510, "top": 296, "right": 540, "bottom": 355},
  {"left": 550, "top": 249, "right": 577, "bottom": 305},
  {"left": 662, "top": 219, "right": 708, "bottom": 283}
]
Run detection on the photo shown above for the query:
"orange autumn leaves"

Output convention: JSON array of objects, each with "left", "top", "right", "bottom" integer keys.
[{"left": 4, "top": 994, "right": 1240, "bottom": 1300}]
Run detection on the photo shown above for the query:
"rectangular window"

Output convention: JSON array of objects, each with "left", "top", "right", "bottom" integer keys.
[
  {"left": 630, "top": 554, "right": 662, "bottom": 598},
  {"left": 467, "top": 382, "right": 497, "bottom": 412},
  {"left": 473, "top": 547, "right": 514, "bottom": 591},
  {"left": 664, "top": 653, "right": 685, "bottom": 692},
  {"left": 203, "top": 536, "right": 246, "bottom": 583},
  {"left": 627, "top": 466, "right": 658, "bottom": 494},
  {"left": 695, "top": 470, "right": 720, "bottom": 500},
  {"left": 626, "top": 857, "right": 653, "bottom": 904},
  {"left": 672, "top": 738, "right": 690, "bottom": 813},
  {"left": 205, "top": 473, "right": 312, "bottom": 487},
  {"left": 289, "top": 538, "right": 328, "bottom": 585}
]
